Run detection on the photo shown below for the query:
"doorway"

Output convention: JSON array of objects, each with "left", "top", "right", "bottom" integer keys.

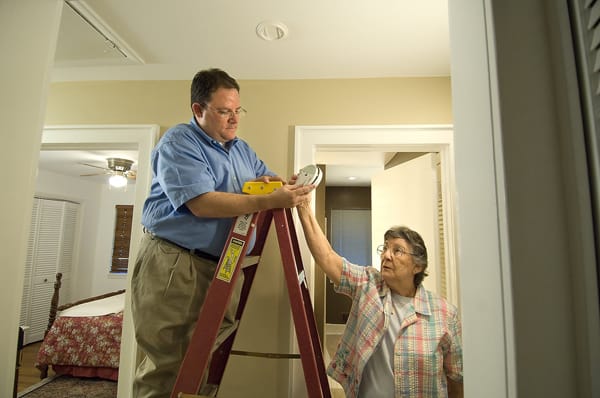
[
  {"left": 37, "top": 124, "right": 158, "bottom": 396},
  {"left": 291, "top": 124, "right": 457, "bottom": 395}
]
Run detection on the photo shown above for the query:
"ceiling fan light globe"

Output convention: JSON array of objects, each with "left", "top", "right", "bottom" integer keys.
[{"left": 109, "top": 173, "right": 128, "bottom": 188}]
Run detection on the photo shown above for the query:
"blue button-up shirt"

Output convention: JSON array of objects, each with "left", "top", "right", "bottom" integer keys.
[{"left": 141, "top": 118, "right": 274, "bottom": 256}]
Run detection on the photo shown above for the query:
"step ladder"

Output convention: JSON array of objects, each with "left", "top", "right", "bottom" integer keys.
[{"left": 171, "top": 182, "right": 331, "bottom": 398}]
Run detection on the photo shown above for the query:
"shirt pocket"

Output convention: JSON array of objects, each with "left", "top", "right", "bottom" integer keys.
[{"left": 399, "top": 335, "right": 445, "bottom": 379}]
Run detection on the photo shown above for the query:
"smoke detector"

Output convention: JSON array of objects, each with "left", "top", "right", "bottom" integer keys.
[{"left": 256, "top": 20, "right": 289, "bottom": 41}]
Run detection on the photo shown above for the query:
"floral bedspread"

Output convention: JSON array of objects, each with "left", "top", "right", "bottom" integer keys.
[{"left": 36, "top": 311, "right": 122, "bottom": 370}]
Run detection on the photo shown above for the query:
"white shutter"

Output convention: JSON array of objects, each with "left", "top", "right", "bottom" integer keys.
[
  {"left": 34, "top": 200, "right": 63, "bottom": 278},
  {"left": 571, "top": 0, "right": 600, "bottom": 256},
  {"left": 435, "top": 153, "right": 447, "bottom": 299}
]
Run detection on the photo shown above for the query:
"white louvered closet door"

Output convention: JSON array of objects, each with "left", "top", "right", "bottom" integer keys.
[
  {"left": 20, "top": 198, "right": 79, "bottom": 345},
  {"left": 58, "top": 201, "right": 78, "bottom": 305},
  {"left": 19, "top": 199, "right": 38, "bottom": 343}
]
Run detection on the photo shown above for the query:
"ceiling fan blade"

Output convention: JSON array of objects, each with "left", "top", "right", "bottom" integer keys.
[
  {"left": 79, "top": 162, "right": 111, "bottom": 171},
  {"left": 125, "top": 170, "right": 137, "bottom": 180},
  {"left": 80, "top": 171, "right": 111, "bottom": 177}
]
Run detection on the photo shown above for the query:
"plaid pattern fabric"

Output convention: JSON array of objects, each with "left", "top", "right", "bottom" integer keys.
[{"left": 328, "top": 259, "right": 463, "bottom": 398}]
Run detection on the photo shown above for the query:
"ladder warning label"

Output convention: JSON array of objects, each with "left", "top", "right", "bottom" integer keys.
[
  {"left": 233, "top": 213, "right": 252, "bottom": 236},
  {"left": 217, "top": 237, "right": 245, "bottom": 282}
]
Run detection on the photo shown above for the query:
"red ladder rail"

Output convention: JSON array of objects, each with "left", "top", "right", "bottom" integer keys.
[{"left": 273, "top": 208, "right": 331, "bottom": 397}]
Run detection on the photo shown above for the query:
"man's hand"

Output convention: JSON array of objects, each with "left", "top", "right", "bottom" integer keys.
[
  {"left": 288, "top": 174, "right": 299, "bottom": 185},
  {"left": 255, "top": 174, "right": 299, "bottom": 185},
  {"left": 252, "top": 175, "right": 284, "bottom": 183},
  {"left": 268, "top": 183, "right": 315, "bottom": 209}
]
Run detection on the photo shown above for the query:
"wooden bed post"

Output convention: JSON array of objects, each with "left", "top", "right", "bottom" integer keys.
[
  {"left": 45, "top": 273, "right": 62, "bottom": 339},
  {"left": 39, "top": 272, "right": 62, "bottom": 379}
]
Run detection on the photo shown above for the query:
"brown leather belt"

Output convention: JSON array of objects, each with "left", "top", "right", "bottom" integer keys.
[{"left": 145, "top": 230, "right": 220, "bottom": 262}]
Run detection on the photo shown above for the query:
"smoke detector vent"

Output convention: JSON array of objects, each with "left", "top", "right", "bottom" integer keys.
[{"left": 256, "top": 21, "right": 289, "bottom": 41}]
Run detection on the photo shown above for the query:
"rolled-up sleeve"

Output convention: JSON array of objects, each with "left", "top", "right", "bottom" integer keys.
[{"left": 154, "top": 137, "right": 215, "bottom": 210}]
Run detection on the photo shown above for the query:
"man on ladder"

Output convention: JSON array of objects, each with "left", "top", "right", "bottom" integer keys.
[{"left": 130, "top": 68, "right": 315, "bottom": 398}]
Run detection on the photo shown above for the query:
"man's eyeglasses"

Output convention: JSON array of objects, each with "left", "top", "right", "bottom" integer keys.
[
  {"left": 376, "top": 244, "right": 417, "bottom": 258},
  {"left": 204, "top": 104, "right": 247, "bottom": 119}
]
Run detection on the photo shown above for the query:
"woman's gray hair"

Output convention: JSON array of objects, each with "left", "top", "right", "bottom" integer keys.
[{"left": 383, "top": 225, "right": 428, "bottom": 287}]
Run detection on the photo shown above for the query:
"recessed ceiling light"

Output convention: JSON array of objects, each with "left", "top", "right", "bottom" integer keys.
[
  {"left": 347, "top": 176, "right": 357, "bottom": 181},
  {"left": 256, "top": 20, "right": 289, "bottom": 41}
]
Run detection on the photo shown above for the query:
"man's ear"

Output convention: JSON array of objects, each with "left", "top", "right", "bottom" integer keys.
[{"left": 191, "top": 102, "right": 203, "bottom": 117}]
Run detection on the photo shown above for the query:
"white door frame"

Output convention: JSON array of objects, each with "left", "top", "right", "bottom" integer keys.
[
  {"left": 41, "top": 124, "right": 159, "bottom": 397},
  {"left": 291, "top": 124, "right": 457, "bottom": 397}
]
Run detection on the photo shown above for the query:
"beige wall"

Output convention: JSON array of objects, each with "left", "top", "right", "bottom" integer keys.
[
  {"left": 46, "top": 77, "right": 452, "bottom": 175},
  {"left": 44, "top": 77, "right": 451, "bottom": 397}
]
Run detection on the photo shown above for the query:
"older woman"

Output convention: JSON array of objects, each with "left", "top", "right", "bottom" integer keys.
[{"left": 296, "top": 201, "right": 463, "bottom": 398}]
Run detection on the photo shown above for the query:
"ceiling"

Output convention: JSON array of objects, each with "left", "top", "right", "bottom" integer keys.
[
  {"left": 52, "top": 0, "right": 450, "bottom": 82},
  {"left": 39, "top": 0, "right": 450, "bottom": 186}
]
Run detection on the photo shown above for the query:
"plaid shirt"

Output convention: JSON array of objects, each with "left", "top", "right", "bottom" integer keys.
[{"left": 328, "top": 259, "right": 463, "bottom": 398}]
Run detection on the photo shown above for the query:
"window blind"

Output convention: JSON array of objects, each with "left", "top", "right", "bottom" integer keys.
[{"left": 111, "top": 204, "right": 133, "bottom": 273}]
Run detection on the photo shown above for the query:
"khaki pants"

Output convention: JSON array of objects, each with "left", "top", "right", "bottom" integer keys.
[{"left": 131, "top": 233, "right": 243, "bottom": 398}]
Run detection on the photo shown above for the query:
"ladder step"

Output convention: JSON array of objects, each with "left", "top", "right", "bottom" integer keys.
[
  {"left": 230, "top": 350, "right": 301, "bottom": 359},
  {"left": 242, "top": 255, "right": 260, "bottom": 268}
]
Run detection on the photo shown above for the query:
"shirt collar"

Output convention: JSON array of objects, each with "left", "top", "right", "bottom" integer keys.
[
  {"left": 381, "top": 283, "right": 432, "bottom": 316},
  {"left": 189, "top": 117, "right": 239, "bottom": 148},
  {"left": 412, "top": 284, "right": 432, "bottom": 316}
]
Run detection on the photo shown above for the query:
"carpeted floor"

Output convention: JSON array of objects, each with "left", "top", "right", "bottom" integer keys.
[{"left": 18, "top": 375, "right": 117, "bottom": 398}]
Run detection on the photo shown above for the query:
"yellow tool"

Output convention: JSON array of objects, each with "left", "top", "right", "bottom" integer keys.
[{"left": 242, "top": 181, "right": 283, "bottom": 195}]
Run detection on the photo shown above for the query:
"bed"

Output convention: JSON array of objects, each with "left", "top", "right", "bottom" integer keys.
[{"left": 36, "top": 272, "right": 125, "bottom": 381}]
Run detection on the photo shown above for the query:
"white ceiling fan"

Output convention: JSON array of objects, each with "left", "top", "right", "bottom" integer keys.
[{"left": 80, "top": 157, "right": 136, "bottom": 187}]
